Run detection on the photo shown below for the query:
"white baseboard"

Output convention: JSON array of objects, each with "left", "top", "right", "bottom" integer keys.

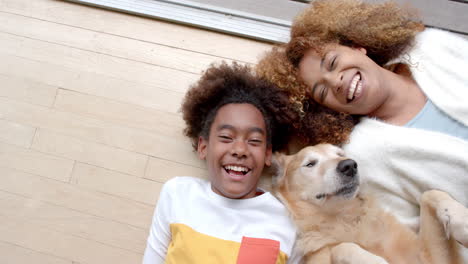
[{"left": 63, "top": 0, "right": 292, "bottom": 43}]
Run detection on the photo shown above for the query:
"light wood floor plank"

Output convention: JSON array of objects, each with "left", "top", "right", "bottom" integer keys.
[
  {"left": 0, "top": 141, "right": 74, "bottom": 182},
  {"left": 0, "top": 31, "right": 199, "bottom": 94},
  {"left": 0, "top": 0, "right": 271, "bottom": 63},
  {"left": 0, "top": 73, "right": 57, "bottom": 107},
  {"left": 0, "top": 240, "right": 71, "bottom": 264},
  {"left": 32, "top": 129, "right": 148, "bottom": 177},
  {"left": 73, "top": 163, "right": 163, "bottom": 205},
  {"left": 0, "top": 53, "right": 182, "bottom": 113},
  {"left": 0, "top": 214, "right": 141, "bottom": 264},
  {"left": 0, "top": 97, "right": 203, "bottom": 168},
  {"left": 0, "top": 11, "right": 231, "bottom": 74},
  {"left": 145, "top": 157, "right": 207, "bottom": 183},
  {"left": 0, "top": 190, "right": 147, "bottom": 253},
  {"left": 0, "top": 119, "right": 36, "bottom": 148},
  {"left": 0, "top": 166, "right": 154, "bottom": 228},
  {"left": 54, "top": 88, "right": 184, "bottom": 134}
]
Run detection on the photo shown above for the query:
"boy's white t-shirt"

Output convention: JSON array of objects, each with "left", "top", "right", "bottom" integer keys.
[{"left": 142, "top": 176, "right": 300, "bottom": 264}]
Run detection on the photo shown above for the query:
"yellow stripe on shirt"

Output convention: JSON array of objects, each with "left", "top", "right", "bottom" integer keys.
[{"left": 165, "top": 223, "right": 288, "bottom": 264}]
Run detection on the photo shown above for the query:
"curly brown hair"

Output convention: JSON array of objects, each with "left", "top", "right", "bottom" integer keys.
[
  {"left": 181, "top": 62, "right": 298, "bottom": 152},
  {"left": 256, "top": 47, "right": 358, "bottom": 146},
  {"left": 256, "top": 0, "right": 424, "bottom": 146}
]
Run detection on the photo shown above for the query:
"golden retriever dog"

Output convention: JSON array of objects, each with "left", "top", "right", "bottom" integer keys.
[{"left": 272, "top": 144, "right": 468, "bottom": 264}]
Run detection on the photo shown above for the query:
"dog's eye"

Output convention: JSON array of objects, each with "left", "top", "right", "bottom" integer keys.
[
  {"left": 305, "top": 160, "right": 317, "bottom": 167},
  {"left": 315, "top": 194, "right": 326, "bottom": 199}
]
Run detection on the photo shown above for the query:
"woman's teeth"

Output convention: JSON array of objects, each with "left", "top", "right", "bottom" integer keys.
[{"left": 348, "top": 73, "right": 362, "bottom": 100}]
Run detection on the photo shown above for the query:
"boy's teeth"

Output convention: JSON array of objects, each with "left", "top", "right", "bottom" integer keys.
[
  {"left": 225, "top": 165, "right": 248, "bottom": 172},
  {"left": 347, "top": 73, "right": 361, "bottom": 100}
]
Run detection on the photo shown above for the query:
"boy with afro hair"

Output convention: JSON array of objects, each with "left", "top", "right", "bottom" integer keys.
[{"left": 142, "top": 62, "right": 301, "bottom": 264}]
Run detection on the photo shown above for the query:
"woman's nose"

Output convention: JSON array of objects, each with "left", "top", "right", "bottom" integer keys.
[{"left": 324, "top": 72, "right": 343, "bottom": 93}]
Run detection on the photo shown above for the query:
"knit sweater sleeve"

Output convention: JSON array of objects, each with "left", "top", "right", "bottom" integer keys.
[{"left": 407, "top": 28, "right": 468, "bottom": 126}]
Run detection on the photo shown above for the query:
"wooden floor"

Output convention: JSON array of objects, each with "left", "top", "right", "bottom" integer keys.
[{"left": 0, "top": 0, "right": 272, "bottom": 263}]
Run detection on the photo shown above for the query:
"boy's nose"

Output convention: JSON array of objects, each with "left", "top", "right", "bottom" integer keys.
[{"left": 231, "top": 141, "right": 247, "bottom": 158}]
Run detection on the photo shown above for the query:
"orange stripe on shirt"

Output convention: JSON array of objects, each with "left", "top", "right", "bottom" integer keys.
[{"left": 236, "top": 237, "right": 280, "bottom": 264}]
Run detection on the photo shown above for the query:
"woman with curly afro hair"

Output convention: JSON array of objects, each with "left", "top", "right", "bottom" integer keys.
[
  {"left": 143, "top": 62, "right": 303, "bottom": 264},
  {"left": 257, "top": 0, "right": 468, "bottom": 258}
]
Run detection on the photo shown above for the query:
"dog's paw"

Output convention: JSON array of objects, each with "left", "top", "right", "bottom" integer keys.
[{"left": 436, "top": 196, "right": 468, "bottom": 248}]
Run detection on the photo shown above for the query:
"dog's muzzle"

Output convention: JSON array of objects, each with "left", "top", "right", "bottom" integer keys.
[
  {"left": 337, "top": 159, "right": 357, "bottom": 179},
  {"left": 336, "top": 159, "right": 360, "bottom": 198}
]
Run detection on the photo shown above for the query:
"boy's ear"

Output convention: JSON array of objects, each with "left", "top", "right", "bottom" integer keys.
[
  {"left": 356, "top": 46, "right": 367, "bottom": 55},
  {"left": 197, "top": 136, "right": 208, "bottom": 160},
  {"left": 264, "top": 146, "right": 273, "bottom": 167}
]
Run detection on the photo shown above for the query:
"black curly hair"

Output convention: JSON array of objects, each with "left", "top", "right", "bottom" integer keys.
[{"left": 181, "top": 62, "right": 298, "bottom": 152}]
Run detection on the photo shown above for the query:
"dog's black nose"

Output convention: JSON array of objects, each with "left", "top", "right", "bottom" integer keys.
[{"left": 337, "top": 159, "right": 357, "bottom": 177}]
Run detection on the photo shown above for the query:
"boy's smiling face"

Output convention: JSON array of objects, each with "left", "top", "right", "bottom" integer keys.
[{"left": 197, "top": 103, "right": 272, "bottom": 199}]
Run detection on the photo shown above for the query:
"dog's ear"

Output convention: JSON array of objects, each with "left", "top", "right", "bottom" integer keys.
[{"left": 271, "top": 152, "right": 291, "bottom": 187}]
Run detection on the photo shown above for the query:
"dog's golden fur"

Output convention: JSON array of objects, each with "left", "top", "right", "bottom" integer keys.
[{"left": 273, "top": 144, "right": 464, "bottom": 264}]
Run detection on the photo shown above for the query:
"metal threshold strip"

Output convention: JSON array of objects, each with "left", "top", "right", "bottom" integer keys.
[{"left": 63, "top": 0, "right": 292, "bottom": 43}]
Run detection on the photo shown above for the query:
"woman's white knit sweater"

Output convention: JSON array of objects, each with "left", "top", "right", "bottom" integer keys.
[{"left": 344, "top": 28, "right": 468, "bottom": 230}]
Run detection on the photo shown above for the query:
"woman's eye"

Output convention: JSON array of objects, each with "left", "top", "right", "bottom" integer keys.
[
  {"left": 330, "top": 56, "right": 337, "bottom": 70},
  {"left": 305, "top": 160, "right": 317, "bottom": 167},
  {"left": 319, "top": 86, "right": 327, "bottom": 103}
]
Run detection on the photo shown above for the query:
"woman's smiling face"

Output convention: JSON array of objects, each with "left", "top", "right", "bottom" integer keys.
[{"left": 298, "top": 44, "right": 389, "bottom": 115}]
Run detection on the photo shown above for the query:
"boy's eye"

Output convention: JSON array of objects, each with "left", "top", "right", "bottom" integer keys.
[
  {"left": 218, "top": 135, "right": 232, "bottom": 142},
  {"left": 248, "top": 139, "right": 263, "bottom": 145}
]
